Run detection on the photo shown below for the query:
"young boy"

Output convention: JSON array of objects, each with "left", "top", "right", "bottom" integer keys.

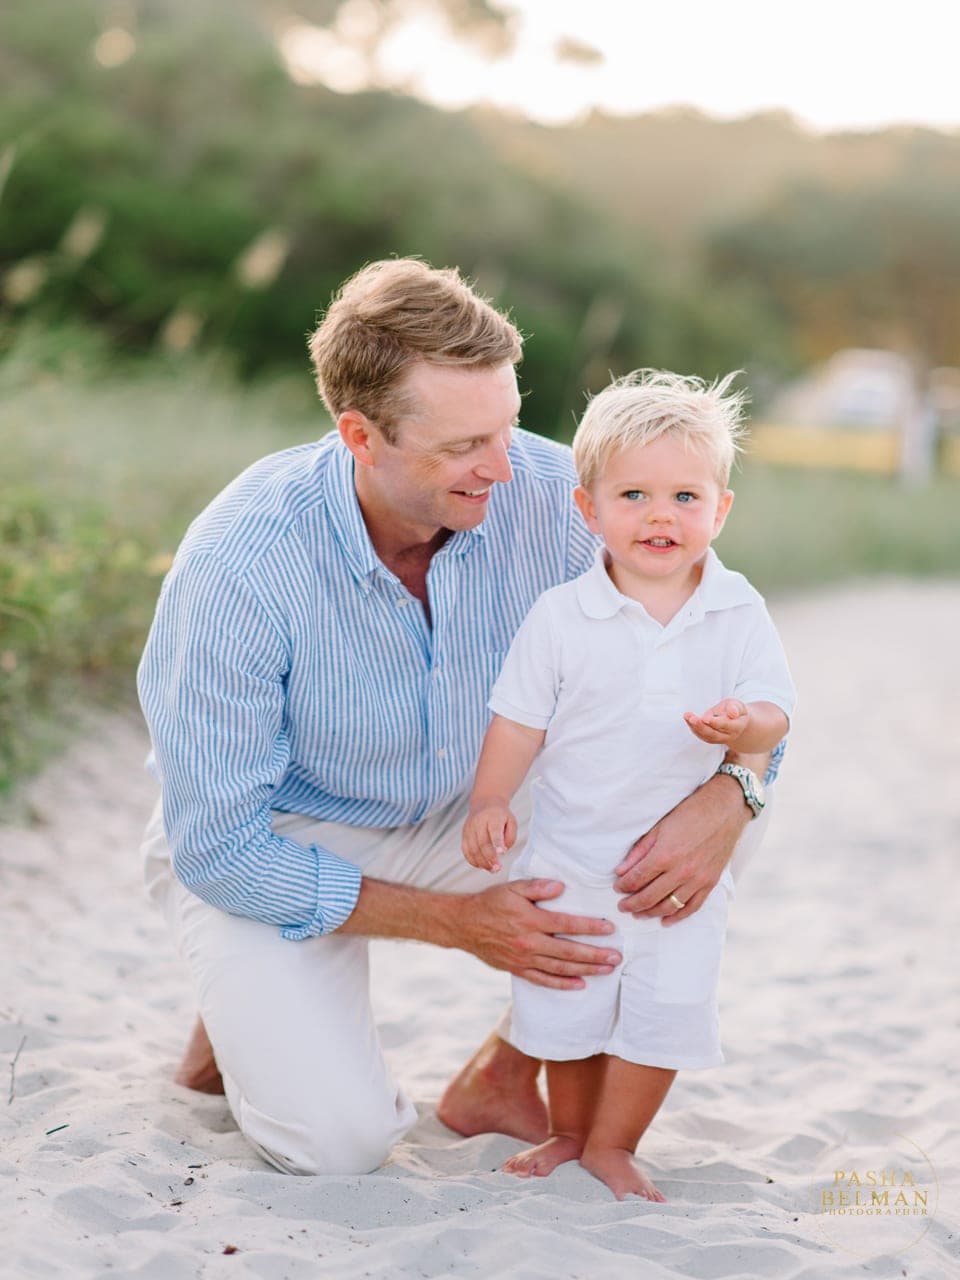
[{"left": 461, "top": 369, "right": 795, "bottom": 1202}]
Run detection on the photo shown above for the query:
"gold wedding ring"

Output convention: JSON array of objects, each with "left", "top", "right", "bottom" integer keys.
[{"left": 669, "top": 893, "right": 686, "bottom": 909}]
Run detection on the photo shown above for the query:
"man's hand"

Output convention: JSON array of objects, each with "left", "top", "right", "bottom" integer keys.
[
  {"left": 453, "top": 879, "right": 621, "bottom": 989},
  {"left": 462, "top": 802, "right": 517, "bottom": 874},
  {"left": 613, "top": 773, "right": 751, "bottom": 925},
  {"left": 684, "top": 698, "right": 749, "bottom": 745}
]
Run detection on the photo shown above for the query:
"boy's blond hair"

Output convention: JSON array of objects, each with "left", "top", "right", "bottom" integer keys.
[
  {"left": 308, "top": 258, "right": 522, "bottom": 443},
  {"left": 573, "top": 369, "right": 748, "bottom": 489}
]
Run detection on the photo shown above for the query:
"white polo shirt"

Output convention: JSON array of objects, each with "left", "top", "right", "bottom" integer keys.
[{"left": 488, "top": 546, "right": 796, "bottom": 887}]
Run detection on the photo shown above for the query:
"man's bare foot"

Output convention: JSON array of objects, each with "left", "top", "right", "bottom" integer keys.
[
  {"left": 437, "top": 1032, "right": 548, "bottom": 1143},
  {"left": 173, "top": 1016, "right": 225, "bottom": 1095},
  {"left": 580, "top": 1144, "right": 666, "bottom": 1202},
  {"left": 503, "top": 1134, "right": 582, "bottom": 1178}
]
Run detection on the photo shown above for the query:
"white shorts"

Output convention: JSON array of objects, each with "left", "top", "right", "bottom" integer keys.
[{"left": 507, "top": 817, "right": 762, "bottom": 1071}]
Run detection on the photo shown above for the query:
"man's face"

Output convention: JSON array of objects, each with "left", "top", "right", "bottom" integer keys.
[{"left": 365, "top": 361, "right": 521, "bottom": 540}]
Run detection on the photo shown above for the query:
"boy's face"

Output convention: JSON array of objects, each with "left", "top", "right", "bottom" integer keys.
[{"left": 574, "top": 434, "right": 733, "bottom": 599}]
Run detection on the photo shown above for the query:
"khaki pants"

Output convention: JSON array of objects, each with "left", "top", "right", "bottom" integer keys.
[{"left": 142, "top": 791, "right": 528, "bottom": 1175}]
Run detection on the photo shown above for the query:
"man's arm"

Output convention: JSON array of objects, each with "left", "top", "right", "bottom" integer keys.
[
  {"left": 337, "top": 875, "right": 621, "bottom": 990},
  {"left": 138, "top": 552, "right": 362, "bottom": 939},
  {"left": 612, "top": 748, "right": 771, "bottom": 924}
]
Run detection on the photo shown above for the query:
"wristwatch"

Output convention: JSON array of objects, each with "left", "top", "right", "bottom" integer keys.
[{"left": 716, "top": 762, "right": 766, "bottom": 817}]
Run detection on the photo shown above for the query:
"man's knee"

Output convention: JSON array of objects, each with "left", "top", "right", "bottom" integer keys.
[{"left": 232, "top": 1085, "right": 414, "bottom": 1176}]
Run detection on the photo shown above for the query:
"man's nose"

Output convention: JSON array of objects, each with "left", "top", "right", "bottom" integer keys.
[{"left": 475, "top": 432, "right": 513, "bottom": 483}]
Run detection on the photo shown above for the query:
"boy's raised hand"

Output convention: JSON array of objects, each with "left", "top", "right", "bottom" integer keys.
[
  {"left": 462, "top": 802, "right": 517, "bottom": 873},
  {"left": 684, "top": 698, "right": 750, "bottom": 745}
]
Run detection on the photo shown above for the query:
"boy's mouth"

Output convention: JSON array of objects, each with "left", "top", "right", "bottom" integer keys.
[{"left": 642, "top": 537, "right": 677, "bottom": 548}]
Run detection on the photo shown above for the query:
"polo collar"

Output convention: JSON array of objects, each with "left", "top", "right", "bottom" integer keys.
[
  {"left": 324, "top": 438, "right": 487, "bottom": 592},
  {"left": 575, "top": 545, "right": 757, "bottom": 622}
]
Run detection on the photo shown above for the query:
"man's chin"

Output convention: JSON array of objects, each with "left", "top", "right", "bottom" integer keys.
[{"left": 443, "top": 498, "right": 490, "bottom": 529}]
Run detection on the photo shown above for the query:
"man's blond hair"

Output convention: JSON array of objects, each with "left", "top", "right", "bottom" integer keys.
[
  {"left": 308, "top": 258, "right": 522, "bottom": 443},
  {"left": 573, "top": 369, "right": 748, "bottom": 489}
]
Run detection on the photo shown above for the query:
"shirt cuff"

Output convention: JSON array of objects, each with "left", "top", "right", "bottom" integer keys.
[
  {"left": 279, "top": 845, "right": 363, "bottom": 940},
  {"left": 763, "top": 738, "right": 787, "bottom": 786}
]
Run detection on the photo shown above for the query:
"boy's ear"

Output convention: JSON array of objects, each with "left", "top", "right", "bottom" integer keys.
[
  {"left": 573, "top": 485, "right": 601, "bottom": 535},
  {"left": 712, "top": 489, "right": 734, "bottom": 537}
]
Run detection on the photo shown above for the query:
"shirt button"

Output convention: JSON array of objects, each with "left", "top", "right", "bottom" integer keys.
[
  {"left": 396, "top": 598, "right": 410, "bottom": 607},
  {"left": 437, "top": 747, "right": 447, "bottom": 759}
]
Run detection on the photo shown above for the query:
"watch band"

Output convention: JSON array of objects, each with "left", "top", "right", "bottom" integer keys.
[{"left": 716, "top": 762, "right": 765, "bottom": 817}]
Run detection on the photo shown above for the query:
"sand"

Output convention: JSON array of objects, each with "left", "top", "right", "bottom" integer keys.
[{"left": 2, "top": 580, "right": 958, "bottom": 1279}]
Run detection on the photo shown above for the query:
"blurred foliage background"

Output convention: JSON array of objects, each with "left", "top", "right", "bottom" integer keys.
[{"left": 2, "top": 0, "right": 959, "bottom": 791}]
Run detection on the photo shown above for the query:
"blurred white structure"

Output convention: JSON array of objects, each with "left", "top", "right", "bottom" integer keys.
[
  {"left": 759, "top": 349, "right": 960, "bottom": 483},
  {"left": 769, "top": 349, "right": 916, "bottom": 430}
]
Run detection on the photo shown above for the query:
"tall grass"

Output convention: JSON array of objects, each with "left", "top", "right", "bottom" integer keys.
[
  {"left": 2, "top": 330, "right": 958, "bottom": 793},
  {"left": 0, "top": 330, "right": 320, "bottom": 792},
  {"left": 717, "top": 463, "right": 960, "bottom": 594}
]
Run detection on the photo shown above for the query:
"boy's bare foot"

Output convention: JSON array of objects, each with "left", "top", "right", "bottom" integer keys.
[
  {"left": 437, "top": 1032, "right": 548, "bottom": 1143},
  {"left": 503, "top": 1134, "right": 583, "bottom": 1177},
  {"left": 173, "top": 1016, "right": 225, "bottom": 1095},
  {"left": 580, "top": 1144, "right": 666, "bottom": 1202}
]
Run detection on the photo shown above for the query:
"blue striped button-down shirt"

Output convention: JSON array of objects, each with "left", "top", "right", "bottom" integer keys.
[{"left": 137, "top": 428, "right": 598, "bottom": 940}]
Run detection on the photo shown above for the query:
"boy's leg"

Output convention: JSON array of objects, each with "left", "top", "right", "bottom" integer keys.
[
  {"left": 503, "top": 1055, "right": 605, "bottom": 1177},
  {"left": 580, "top": 1057, "right": 676, "bottom": 1202}
]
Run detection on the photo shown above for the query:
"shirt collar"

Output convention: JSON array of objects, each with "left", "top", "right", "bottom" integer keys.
[
  {"left": 324, "top": 438, "right": 486, "bottom": 592},
  {"left": 575, "top": 544, "right": 757, "bottom": 623}
]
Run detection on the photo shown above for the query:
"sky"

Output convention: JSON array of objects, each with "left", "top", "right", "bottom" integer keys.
[{"left": 281, "top": 0, "right": 960, "bottom": 132}]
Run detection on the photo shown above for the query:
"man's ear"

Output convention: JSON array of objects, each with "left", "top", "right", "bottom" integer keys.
[
  {"left": 712, "top": 489, "right": 734, "bottom": 537},
  {"left": 573, "top": 485, "right": 601, "bottom": 535},
  {"left": 338, "top": 410, "right": 380, "bottom": 467}
]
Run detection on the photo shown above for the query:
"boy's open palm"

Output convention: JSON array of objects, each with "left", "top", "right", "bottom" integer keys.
[{"left": 683, "top": 698, "right": 749, "bottom": 745}]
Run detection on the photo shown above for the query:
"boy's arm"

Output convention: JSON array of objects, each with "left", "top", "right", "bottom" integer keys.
[
  {"left": 684, "top": 698, "right": 789, "bottom": 754},
  {"left": 463, "top": 715, "right": 545, "bottom": 870},
  {"left": 470, "top": 714, "right": 546, "bottom": 809}
]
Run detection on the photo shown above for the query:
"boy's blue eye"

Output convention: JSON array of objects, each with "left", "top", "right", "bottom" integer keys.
[
  {"left": 623, "top": 490, "right": 645, "bottom": 500},
  {"left": 676, "top": 491, "right": 696, "bottom": 503}
]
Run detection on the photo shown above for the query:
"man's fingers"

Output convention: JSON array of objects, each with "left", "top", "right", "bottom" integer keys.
[
  {"left": 661, "top": 887, "right": 710, "bottom": 924},
  {"left": 523, "top": 896, "right": 617, "bottom": 940},
  {"left": 538, "top": 912, "right": 618, "bottom": 941},
  {"left": 518, "top": 969, "right": 587, "bottom": 991},
  {"left": 615, "top": 829, "right": 656, "bottom": 877}
]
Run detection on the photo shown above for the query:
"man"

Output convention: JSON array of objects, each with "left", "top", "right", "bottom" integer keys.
[{"left": 138, "top": 258, "right": 770, "bottom": 1175}]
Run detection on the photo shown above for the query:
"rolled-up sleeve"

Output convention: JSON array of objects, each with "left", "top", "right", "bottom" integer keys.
[{"left": 136, "top": 552, "right": 361, "bottom": 938}]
